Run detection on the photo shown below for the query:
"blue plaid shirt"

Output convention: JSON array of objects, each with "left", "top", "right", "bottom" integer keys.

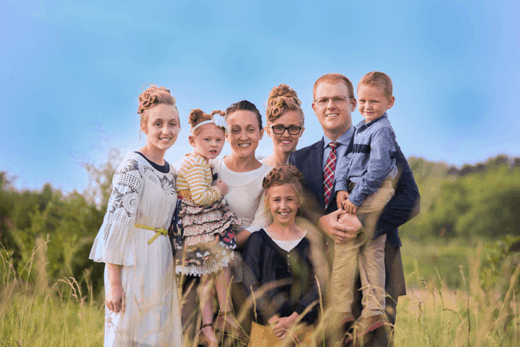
[{"left": 336, "top": 113, "right": 398, "bottom": 207}]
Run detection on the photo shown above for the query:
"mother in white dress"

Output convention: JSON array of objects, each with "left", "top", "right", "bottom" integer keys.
[{"left": 89, "top": 85, "right": 183, "bottom": 347}]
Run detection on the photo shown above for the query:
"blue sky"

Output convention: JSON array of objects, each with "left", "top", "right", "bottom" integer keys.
[{"left": 1, "top": 0, "right": 519, "bottom": 192}]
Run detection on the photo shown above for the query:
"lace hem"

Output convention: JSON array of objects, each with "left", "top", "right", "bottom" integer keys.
[{"left": 175, "top": 252, "right": 234, "bottom": 277}]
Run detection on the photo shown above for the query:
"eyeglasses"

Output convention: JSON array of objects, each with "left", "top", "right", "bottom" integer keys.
[
  {"left": 314, "top": 95, "right": 350, "bottom": 107},
  {"left": 269, "top": 125, "right": 302, "bottom": 135}
]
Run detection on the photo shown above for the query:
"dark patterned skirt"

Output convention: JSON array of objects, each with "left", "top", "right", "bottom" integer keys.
[{"left": 175, "top": 197, "right": 240, "bottom": 276}]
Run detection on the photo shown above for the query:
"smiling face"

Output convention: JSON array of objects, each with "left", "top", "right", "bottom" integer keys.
[
  {"left": 225, "top": 110, "right": 264, "bottom": 159},
  {"left": 312, "top": 81, "right": 356, "bottom": 141},
  {"left": 357, "top": 84, "right": 395, "bottom": 123},
  {"left": 266, "top": 110, "right": 304, "bottom": 155},
  {"left": 141, "top": 103, "right": 180, "bottom": 153},
  {"left": 267, "top": 183, "right": 301, "bottom": 227}
]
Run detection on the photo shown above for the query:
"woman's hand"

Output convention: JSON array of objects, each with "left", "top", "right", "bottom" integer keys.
[
  {"left": 269, "top": 312, "right": 299, "bottom": 339},
  {"left": 106, "top": 263, "right": 125, "bottom": 313},
  {"left": 215, "top": 179, "right": 228, "bottom": 196},
  {"left": 106, "top": 283, "right": 125, "bottom": 313}
]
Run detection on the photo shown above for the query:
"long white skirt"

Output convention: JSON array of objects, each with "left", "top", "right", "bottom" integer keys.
[{"left": 103, "top": 237, "right": 182, "bottom": 347}]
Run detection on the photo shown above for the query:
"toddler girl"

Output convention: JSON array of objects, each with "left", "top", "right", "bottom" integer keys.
[{"left": 175, "top": 109, "right": 245, "bottom": 346}]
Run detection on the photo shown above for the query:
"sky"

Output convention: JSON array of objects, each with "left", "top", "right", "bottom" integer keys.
[{"left": 1, "top": 0, "right": 519, "bottom": 193}]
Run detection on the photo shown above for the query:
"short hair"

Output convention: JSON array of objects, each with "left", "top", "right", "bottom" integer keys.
[
  {"left": 137, "top": 84, "right": 177, "bottom": 125},
  {"left": 313, "top": 73, "right": 355, "bottom": 100},
  {"left": 265, "top": 84, "right": 304, "bottom": 126},
  {"left": 358, "top": 72, "right": 393, "bottom": 97},
  {"left": 225, "top": 100, "right": 263, "bottom": 129},
  {"left": 262, "top": 164, "right": 305, "bottom": 206},
  {"left": 188, "top": 109, "right": 226, "bottom": 135}
]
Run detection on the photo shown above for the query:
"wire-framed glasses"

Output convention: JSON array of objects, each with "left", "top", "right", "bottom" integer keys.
[{"left": 314, "top": 95, "right": 350, "bottom": 107}]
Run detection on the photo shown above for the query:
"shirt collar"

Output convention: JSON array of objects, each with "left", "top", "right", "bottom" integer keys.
[
  {"left": 323, "top": 125, "right": 356, "bottom": 149},
  {"left": 357, "top": 112, "right": 388, "bottom": 129}
]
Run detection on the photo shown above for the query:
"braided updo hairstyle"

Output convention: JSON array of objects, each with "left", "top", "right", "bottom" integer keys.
[
  {"left": 265, "top": 84, "right": 304, "bottom": 125},
  {"left": 188, "top": 109, "right": 226, "bottom": 135},
  {"left": 137, "top": 85, "right": 178, "bottom": 132},
  {"left": 262, "top": 164, "right": 305, "bottom": 207}
]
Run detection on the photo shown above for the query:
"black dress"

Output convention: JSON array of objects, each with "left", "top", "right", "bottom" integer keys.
[{"left": 242, "top": 229, "right": 319, "bottom": 326}]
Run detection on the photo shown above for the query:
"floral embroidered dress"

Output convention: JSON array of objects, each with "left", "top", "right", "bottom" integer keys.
[
  {"left": 89, "top": 151, "right": 182, "bottom": 347},
  {"left": 175, "top": 153, "right": 240, "bottom": 276}
]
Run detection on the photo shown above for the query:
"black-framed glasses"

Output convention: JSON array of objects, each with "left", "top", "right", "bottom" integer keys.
[
  {"left": 269, "top": 125, "right": 302, "bottom": 135},
  {"left": 314, "top": 95, "right": 350, "bottom": 107}
]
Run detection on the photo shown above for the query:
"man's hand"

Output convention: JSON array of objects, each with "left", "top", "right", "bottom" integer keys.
[
  {"left": 338, "top": 212, "right": 363, "bottom": 235},
  {"left": 336, "top": 190, "right": 349, "bottom": 210},
  {"left": 342, "top": 198, "right": 358, "bottom": 214},
  {"left": 318, "top": 210, "right": 357, "bottom": 244}
]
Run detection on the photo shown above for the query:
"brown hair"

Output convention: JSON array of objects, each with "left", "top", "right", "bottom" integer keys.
[
  {"left": 262, "top": 164, "right": 305, "bottom": 205},
  {"left": 225, "top": 100, "right": 263, "bottom": 129},
  {"left": 265, "top": 84, "right": 304, "bottom": 126},
  {"left": 312, "top": 73, "right": 355, "bottom": 100},
  {"left": 137, "top": 85, "right": 178, "bottom": 135},
  {"left": 358, "top": 71, "right": 393, "bottom": 97}
]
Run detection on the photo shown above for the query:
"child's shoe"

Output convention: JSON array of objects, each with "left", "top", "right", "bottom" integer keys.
[{"left": 345, "top": 314, "right": 385, "bottom": 344}]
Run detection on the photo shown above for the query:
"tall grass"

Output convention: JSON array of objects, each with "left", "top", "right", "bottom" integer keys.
[
  {"left": 0, "top": 242, "right": 104, "bottom": 346},
  {"left": 1, "top": 239, "right": 518, "bottom": 346}
]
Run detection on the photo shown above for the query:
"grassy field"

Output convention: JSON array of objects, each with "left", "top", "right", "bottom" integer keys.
[{"left": 1, "top": 239, "right": 518, "bottom": 347}]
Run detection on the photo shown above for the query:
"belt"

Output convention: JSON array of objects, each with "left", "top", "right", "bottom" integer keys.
[
  {"left": 134, "top": 223, "right": 169, "bottom": 245},
  {"left": 348, "top": 180, "right": 393, "bottom": 192}
]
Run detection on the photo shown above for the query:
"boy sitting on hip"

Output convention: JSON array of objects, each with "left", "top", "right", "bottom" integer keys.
[{"left": 333, "top": 71, "right": 399, "bottom": 338}]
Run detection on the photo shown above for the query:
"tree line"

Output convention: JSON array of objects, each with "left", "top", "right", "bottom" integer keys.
[{"left": 1, "top": 152, "right": 518, "bottom": 297}]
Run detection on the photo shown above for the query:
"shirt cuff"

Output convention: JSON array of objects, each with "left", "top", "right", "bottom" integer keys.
[
  {"left": 335, "top": 181, "right": 349, "bottom": 192},
  {"left": 348, "top": 193, "right": 363, "bottom": 207}
]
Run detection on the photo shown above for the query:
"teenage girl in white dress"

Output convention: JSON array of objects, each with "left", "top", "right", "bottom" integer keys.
[{"left": 89, "top": 85, "right": 183, "bottom": 347}]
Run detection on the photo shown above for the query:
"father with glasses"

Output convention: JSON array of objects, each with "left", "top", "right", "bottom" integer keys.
[{"left": 288, "top": 73, "right": 420, "bottom": 346}]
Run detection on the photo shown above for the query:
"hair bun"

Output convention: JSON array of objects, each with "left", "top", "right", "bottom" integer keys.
[
  {"left": 188, "top": 109, "right": 206, "bottom": 126},
  {"left": 138, "top": 85, "right": 175, "bottom": 115},
  {"left": 268, "top": 84, "right": 299, "bottom": 104},
  {"left": 265, "top": 84, "right": 304, "bottom": 124}
]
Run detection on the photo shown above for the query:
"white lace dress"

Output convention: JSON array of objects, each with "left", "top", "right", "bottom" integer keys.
[{"left": 89, "top": 152, "right": 183, "bottom": 347}]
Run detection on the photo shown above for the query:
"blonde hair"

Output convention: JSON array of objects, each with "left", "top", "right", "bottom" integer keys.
[
  {"left": 265, "top": 84, "right": 304, "bottom": 126},
  {"left": 358, "top": 71, "right": 393, "bottom": 97}
]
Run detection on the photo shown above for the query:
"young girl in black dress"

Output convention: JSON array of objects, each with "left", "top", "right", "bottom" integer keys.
[{"left": 242, "top": 164, "right": 319, "bottom": 343}]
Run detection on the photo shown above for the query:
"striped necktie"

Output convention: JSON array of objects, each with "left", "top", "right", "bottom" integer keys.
[{"left": 323, "top": 142, "right": 338, "bottom": 207}]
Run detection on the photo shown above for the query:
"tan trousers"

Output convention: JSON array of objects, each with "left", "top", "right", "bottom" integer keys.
[{"left": 330, "top": 187, "right": 394, "bottom": 317}]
